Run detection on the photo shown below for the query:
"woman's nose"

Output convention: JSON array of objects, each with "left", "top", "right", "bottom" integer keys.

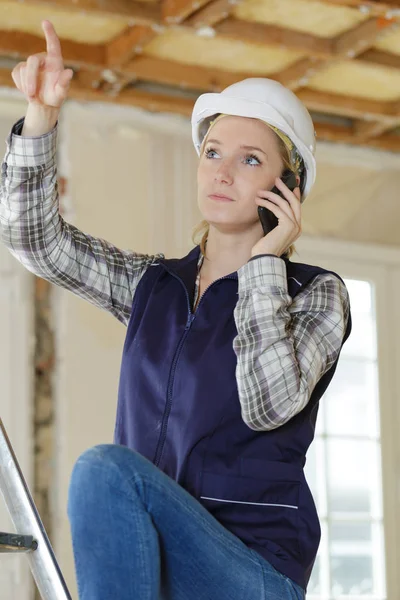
[{"left": 215, "top": 161, "right": 233, "bottom": 185}]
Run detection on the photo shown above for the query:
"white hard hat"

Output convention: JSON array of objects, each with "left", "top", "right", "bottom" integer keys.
[{"left": 191, "top": 78, "right": 317, "bottom": 201}]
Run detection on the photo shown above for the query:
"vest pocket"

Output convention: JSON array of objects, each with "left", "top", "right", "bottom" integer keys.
[{"left": 199, "top": 466, "right": 301, "bottom": 560}]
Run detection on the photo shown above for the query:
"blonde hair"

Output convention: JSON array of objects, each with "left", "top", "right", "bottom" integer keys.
[{"left": 193, "top": 120, "right": 300, "bottom": 260}]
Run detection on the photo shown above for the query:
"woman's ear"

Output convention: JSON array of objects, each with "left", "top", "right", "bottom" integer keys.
[{"left": 295, "top": 174, "right": 301, "bottom": 187}]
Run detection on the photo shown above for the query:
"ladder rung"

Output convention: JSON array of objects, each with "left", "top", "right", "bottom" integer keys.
[{"left": 0, "top": 531, "right": 38, "bottom": 553}]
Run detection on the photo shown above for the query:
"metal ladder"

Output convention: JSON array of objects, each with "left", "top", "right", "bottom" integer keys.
[{"left": 0, "top": 417, "right": 71, "bottom": 599}]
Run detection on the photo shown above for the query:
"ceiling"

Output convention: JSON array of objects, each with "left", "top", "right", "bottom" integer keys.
[{"left": 2, "top": 0, "right": 400, "bottom": 152}]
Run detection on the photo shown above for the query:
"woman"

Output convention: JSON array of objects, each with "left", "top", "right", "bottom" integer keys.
[{"left": 1, "top": 20, "right": 351, "bottom": 600}]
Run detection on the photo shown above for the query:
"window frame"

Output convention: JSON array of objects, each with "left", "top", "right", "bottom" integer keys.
[{"left": 296, "top": 235, "right": 400, "bottom": 600}]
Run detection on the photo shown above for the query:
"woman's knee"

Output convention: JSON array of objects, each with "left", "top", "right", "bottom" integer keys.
[
  {"left": 68, "top": 445, "right": 122, "bottom": 511},
  {"left": 67, "top": 444, "right": 147, "bottom": 513}
]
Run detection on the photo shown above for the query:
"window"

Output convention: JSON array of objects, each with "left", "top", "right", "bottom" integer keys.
[{"left": 305, "top": 278, "right": 386, "bottom": 599}]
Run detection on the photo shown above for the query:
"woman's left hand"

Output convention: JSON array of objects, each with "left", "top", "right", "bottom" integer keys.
[{"left": 251, "top": 177, "right": 302, "bottom": 258}]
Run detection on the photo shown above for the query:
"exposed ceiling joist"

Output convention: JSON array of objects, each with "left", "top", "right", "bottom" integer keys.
[
  {"left": 106, "top": 25, "right": 159, "bottom": 68},
  {"left": 0, "top": 67, "right": 12, "bottom": 88},
  {"left": 126, "top": 55, "right": 242, "bottom": 89},
  {"left": 215, "top": 19, "right": 334, "bottom": 56},
  {"left": 352, "top": 118, "right": 400, "bottom": 140},
  {"left": 0, "top": 20, "right": 399, "bottom": 73},
  {"left": 312, "top": 122, "right": 400, "bottom": 152},
  {"left": 333, "top": 16, "right": 397, "bottom": 56},
  {"left": 296, "top": 88, "right": 399, "bottom": 122},
  {"left": 2, "top": 0, "right": 400, "bottom": 151},
  {"left": 70, "top": 71, "right": 194, "bottom": 114},
  {"left": 0, "top": 30, "right": 106, "bottom": 66},
  {"left": 1, "top": 43, "right": 399, "bottom": 127},
  {"left": 185, "top": 0, "right": 235, "bottom": 28},
  {"left": 274, "top": 58, "right": 328, "bottom": 91},
  {"left": 123, "top": 57, "right": 400, "bottom": 123},
  {"left": 162, "top": 0, "right": 212, "bottom": 24},
  {"left": 359, "top": 48, "right": 400, "bottom": 68}
]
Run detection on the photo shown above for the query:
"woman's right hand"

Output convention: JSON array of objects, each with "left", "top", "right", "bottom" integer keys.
[{"left": 11, "top": 20, "right": 73, "bottom": 109}]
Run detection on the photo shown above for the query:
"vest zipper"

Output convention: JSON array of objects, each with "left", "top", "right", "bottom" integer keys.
[
  {"left": 153, "top": 272, "right": 193, "bottom": 467},
  {"left": 153, "top": 271, "right": 236, "bottom": 468},
  {"left": 192, "top": 274, "right": 237, "bottom": 317}
]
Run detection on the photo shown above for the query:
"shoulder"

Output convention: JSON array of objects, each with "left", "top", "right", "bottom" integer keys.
[
  {"left": 287, "top": 259, "right": 351, "bottom": 315},
  {"left": 286, "top": 258, "right": 348, "bottom": 295}
]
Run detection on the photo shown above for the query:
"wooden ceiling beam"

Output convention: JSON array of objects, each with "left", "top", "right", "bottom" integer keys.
[
  {"left": 1, "top": 53, "right": 398, "bottom": 126},
  {"left": 106, "top": 25, "right": 159, "bottom": 68},
  {"left": 314, "top": 122, "right": 353, "bottom": 143},
  {"left": 0, "top": 30, "right": 106, "bottom": 67},
  {"left": 162, "top": 0, "right": 212, "bottom": 24},
  {"left": 359, "top": 48, "right": 400, "bottom": 69},
  {"left": 359, "top": 131, "right": 400, "bottom": 151},
  {"left": 1, "top": 21, "right": 400, "bottom": 74},
  {"left": 123, "top": 57, "right": 400, "bottom": 123},
  {"left": 215, "top": 19, "right": 334, "bottom": 56},
  {"left": 333, "top": 16, "right": 397, "bottom": 57},
  {"left": 0, "top": 67, "right": 13, "bottom": 88},
  {"left": 125, "top": 55, "right": 243, "bottom": 89},
  {"left": 386, "top": 96, "right": 400, "bottom": 115},
  {"left": 314, "top": 122, "right": 400, "bottom": 151},
  {"left": 296, "top": 88, "right": 397, "bottom": 122},
  {"left": 75, "top": 68, "right": 104, "bottom": 90},
  {"left": 249, "top": 16, "right": 397, "bottom": 93},
  {"left": 71, "top": 74, "right": 194, "bottom": 115},
  {"left": 185, "top": 0, "right": 236, "bottom": 28},
  {"left": 273, "top": 58, "right": 328, "bottom": 91},
  {"left": 352, "top": 118, "right": 400, "bottom": 140},
  {"left": 75, "top": 67, "right": 133, "bottom": 95}
]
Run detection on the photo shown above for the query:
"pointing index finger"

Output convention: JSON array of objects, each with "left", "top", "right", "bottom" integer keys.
[{"left": 42, "top": 20, "right": 62, "bottom": 59}]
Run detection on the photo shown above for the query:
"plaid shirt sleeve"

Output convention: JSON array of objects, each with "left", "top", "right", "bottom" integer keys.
[
  {"left": 0, "top": 118, "right": 163, "bottom": 326},
  {"left": 233, "top": 255, "right": 351, "bottom": 431}
]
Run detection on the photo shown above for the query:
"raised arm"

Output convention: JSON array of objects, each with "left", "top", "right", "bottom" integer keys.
[{"left": 0, "top": 21, "right": 162, "bottom": 325}]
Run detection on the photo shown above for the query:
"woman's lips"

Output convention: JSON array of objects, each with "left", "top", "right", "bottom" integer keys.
[{"left": 208, "top": 194, "right": 234, "bottom": 202}]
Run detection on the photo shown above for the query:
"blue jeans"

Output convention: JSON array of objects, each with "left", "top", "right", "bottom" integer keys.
[{"left": 67, "top": 444, "right": 305, "bottom": 600}]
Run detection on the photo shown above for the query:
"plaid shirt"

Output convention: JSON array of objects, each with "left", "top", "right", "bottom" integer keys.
[{"left": 1, "top": 118, "right": 350, "bottom": 431}]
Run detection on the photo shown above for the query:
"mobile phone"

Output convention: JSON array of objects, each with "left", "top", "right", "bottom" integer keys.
[{"left": 258, "top": 169, "right": 298, "bottom": 235}]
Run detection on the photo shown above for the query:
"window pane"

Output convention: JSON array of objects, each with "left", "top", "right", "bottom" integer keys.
[
  {"left": 330, "top": 520, "right": 372, "bottom": 543},
  {"left": 344, "top": 279, "right": 373, "bottom": 314},
  {"left": 324, "top": 359, "right": 380, "bottom": 438},
  {"left": 327, "top": 440, "right": 379, "bottom": 513},
  {"left": 331, "top": 555, "right": 373, "bottom": 596},
  {"left": 341, "top": 279, "right": 376, "bottom": 360}
]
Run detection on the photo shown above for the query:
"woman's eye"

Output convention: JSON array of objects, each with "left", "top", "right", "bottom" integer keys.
[
  {"left": 244, "top": 154, "right": 261, "bottom": 166},
  {"left": 205, "top": 148, "right": 219, "bottom": 159}
]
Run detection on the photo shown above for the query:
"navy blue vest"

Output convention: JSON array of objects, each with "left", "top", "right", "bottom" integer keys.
[{"left": 114, "top": 246, "right": 352, "bottom": 591}]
